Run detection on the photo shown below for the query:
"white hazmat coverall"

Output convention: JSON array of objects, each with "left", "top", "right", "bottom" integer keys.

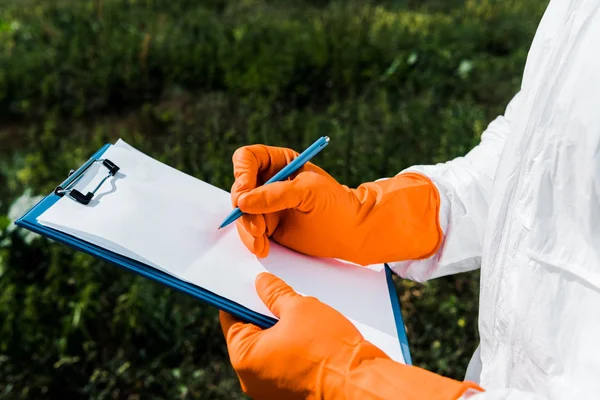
[{"left": 391, "top": 0, "right": 600, "bottom": 398}]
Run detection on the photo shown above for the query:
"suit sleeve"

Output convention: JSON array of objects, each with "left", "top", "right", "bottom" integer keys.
[{"left": 388, "top": 92, "right": 522, "bottom": 282}]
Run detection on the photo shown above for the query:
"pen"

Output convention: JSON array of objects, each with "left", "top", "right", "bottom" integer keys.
[{"left": 218, "top": 136, "right": 330, "bottom": 230}]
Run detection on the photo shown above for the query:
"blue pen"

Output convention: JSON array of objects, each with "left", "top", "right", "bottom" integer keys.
[{"left": 218, "top": 136, "right": 330, "bottom": 229}]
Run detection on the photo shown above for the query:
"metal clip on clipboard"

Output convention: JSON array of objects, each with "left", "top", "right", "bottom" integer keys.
[{"left": 54, "top": 158, "right": 120, "bottom": 205}]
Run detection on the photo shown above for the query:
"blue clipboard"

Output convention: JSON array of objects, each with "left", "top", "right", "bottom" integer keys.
[{"left": 15, "top": 143, "right": 412, "bottom": 365}]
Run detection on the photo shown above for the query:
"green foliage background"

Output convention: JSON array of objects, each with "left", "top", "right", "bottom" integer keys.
[{"left": 0, "top": 0, "right": 546, "bottom": 398}]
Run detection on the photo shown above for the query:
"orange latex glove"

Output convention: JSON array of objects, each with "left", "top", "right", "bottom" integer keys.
[
  {"left": 231, "top": 145, "right": 442, "bottom": 265},
  {"left": 221, "top": 272, "right": 483, "bottom": 400}
]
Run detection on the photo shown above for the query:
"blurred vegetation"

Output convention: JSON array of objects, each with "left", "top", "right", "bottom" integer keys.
[{"left": 0, "top": 0, "right": 547, "bottom": 398}]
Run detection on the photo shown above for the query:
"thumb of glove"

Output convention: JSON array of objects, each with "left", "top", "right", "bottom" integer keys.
[{"left": 237, "top": 172, "right": 319, "bottom": 215}]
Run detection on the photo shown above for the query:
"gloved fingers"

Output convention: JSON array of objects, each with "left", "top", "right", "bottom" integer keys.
[
  {"left": 236, "top": 219, "right": 270, "bottom": 258},
  {"left": 238, "top": 212, "right": 281, "bottom": 238},
  {"left": 255, "top": 272, "right": 301, "bottom": 318},
  {"left": 219, "top": 310, "right": 263, "bottom": 368},
  {"left": 231, "top": 145, "right": 299, "bottom": 206},
  {"left": 263, "top": 212, "right": 281, "bottom": 237},
  {"left": 239, "top": 214, "right": 266, "bottom": 237},
  {"left": 219, "top": 311, "right": 263, "bottom": 343},
  {"left": 219, "top": 310, "right": 242, "bottom": 338},
  {"left": 231, "top": 146, "right": 263, "bottom": 207},
  {"left": 238, "top": 172, "right": 320, "bottom": 215},
  {"left": 235, "top": 213, "right": 281, "bottom": 257}
]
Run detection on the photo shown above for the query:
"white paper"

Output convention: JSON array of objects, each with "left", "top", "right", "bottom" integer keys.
[{"left": 38, "top": 140, "right": 405, "bottom": 363}]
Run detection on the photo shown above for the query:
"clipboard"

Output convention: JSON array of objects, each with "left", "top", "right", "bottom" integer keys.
[{"left": 14, "top": 143, "right": 412, "bottom": 365}]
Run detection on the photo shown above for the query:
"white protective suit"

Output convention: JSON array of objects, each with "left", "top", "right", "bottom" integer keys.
[{"left": 390, "top": 0, "right": 600, "bottom": 398}]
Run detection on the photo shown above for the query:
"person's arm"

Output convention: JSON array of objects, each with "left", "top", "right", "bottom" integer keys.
[
  {"left": 228, "top": 93, "right": 522, "bottom": 277},
  {"left": 388, "top": 92, "right": 522, "bottom": 282},
  {"left": 220, "top": 275, "right": 550, "bottom": 400},
  {"left": 221, "top": 272, "right": 483, "bottom": 400}
]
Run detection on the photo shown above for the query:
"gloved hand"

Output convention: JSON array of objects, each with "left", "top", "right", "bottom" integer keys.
[
  {"left": 221, "top": 272, "right": 483, "bottom": 400},
  {"left": 231, "top": 145, "right": 443, "bottom": 265}
]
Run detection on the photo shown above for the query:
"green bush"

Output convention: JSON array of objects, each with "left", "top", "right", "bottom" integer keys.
[{"left": 0, "top": 0, "right": 547, "bottom": 398}]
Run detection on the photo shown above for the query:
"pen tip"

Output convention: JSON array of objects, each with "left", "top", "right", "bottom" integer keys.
[
  {"left": 217, "top": 227, "right": 222, "bottom": 230},
  {"left": 325, "top": 136, "right": 330, "bottom": 142}
]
